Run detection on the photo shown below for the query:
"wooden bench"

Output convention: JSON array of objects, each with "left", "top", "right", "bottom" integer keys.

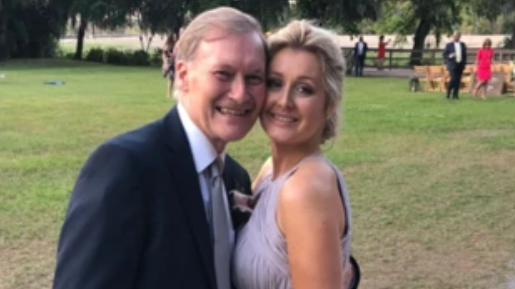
[{"left": 412, "top": 64, "right": 514, "bottom": 95}]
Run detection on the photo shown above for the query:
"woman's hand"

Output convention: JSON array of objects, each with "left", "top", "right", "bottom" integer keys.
[{"left": 230, "top": 190, "right": 261, "bottom": 210}]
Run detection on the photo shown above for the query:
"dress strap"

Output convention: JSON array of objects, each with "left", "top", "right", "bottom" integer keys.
[{"left": 272, "top": 154, "right": 326, "bottom": 182}]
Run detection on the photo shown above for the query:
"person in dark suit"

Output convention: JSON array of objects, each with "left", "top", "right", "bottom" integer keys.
[
  {"left": 353, "top": 36, "right": 368, "bottom": 77},
  {"left": 52, "top": 7, "right": 267, "bottom": 289},
  {"left": 443, "top": 31, "right": 467, "bottom": 99}
]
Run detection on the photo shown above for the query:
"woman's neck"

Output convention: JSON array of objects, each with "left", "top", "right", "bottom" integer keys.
[{"left": 270, "top": 142, "right": 321, "bottom": 180}]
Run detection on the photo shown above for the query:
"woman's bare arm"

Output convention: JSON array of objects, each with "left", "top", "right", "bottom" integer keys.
[{"left": 277, "top": 160, "right": 347, "bottom": 289}]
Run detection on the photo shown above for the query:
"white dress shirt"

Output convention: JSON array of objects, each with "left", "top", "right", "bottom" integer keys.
[
  {"left": 358, "top": 42, "right": 364, "bottom": 55},
  {"left": 177, "top": 103, "right": 235, "bottom": 246},
  {"left": 454, "top": 42, "right": 462, "bottom": 63}
]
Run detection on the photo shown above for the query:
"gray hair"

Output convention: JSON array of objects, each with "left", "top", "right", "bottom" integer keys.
[
  {"left": 175, "top": 7, "right": 266, "bottom": 62},
  {"left": 268, "top": 20, "right": 346, "bottom": 143}
]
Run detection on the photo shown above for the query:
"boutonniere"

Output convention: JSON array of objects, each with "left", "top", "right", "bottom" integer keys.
[{"left": 229, "top": 186, "right": 261, "bottom": 230}]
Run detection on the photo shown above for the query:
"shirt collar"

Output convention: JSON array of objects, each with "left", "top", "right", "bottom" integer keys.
[{"left": 177, "top": 103, "right": 225, "bottom": 174}]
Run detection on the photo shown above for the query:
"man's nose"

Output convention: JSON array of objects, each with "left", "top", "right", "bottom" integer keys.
[{"left": 229, "top": 76, "right": 247, "bottom": 103}]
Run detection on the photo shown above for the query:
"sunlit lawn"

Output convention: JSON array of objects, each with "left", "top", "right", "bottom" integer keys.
[{"left": 1, "top": 59, "right": 514, "bottom": 289}]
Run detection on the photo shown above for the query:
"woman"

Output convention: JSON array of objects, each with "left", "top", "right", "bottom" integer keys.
[
  {"left": 377, "top": 35, "right": 391, "bottom": 71},
  {"left": 232, "top": 20, "right": 355, "bottom": 289},
  {"left": 473, "top": 38, "right": 494, "bottom": 100},
  {"left": 162, "top": 34, "right": 176, "bottom": 98}
]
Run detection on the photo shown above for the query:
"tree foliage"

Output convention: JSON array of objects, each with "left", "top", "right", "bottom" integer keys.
[
  {"left": 295, "top": 0, "right": 380, "bottom": 33},
  {"left": 469, "top": 0, "right": 515, "bottom": 48},
  {"left": 370, "top": 0, "right": 463, "bottom": 64},
  {"left": 2, "top": 0, "right": 514, "bottom": 61},
  {"left": 0, "top": 0, "right": 68, "bottom": 59}
]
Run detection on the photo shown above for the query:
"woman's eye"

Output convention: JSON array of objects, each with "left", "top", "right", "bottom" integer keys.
[
  {"left": 267, "top": 79, "right": 281, "bottom": 89},
  {"left": 296, "top": 85, "right": 314, "bottom": 95},
  {"left": 246, "top": 75, "right": 264, "bottom": 85}
]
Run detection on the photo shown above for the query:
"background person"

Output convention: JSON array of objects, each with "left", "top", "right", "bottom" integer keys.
[
  {"left": 443, "top": 31, "right": 468, "bottom": 100},
  {"left": 353, "top": 36, "right": 367, "bottom": 77},
  {"left": 377, "top": 35, "right": 391, "bottom": 71},
  {"left": 473, "top": 38, "right": 494, "bottom": 100},
  {"left": 162, "top": 33, "right": 176, "bottom": 98}
]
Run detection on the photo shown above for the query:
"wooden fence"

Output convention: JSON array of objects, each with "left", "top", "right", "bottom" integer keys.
[{"left": 342, "top": 47, "right": 515, "bottom": 70}]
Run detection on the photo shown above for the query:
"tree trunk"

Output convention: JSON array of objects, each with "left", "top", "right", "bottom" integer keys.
[
  {"left": 146, "top": 34, "right": 154, "bottom": 52},
  {"left": 74, "top": 15, "right": 87, "bottom": 60},
  {"left": 172, "top": 15, "right": 183, "bottom": 39},
  {"left": 511, "top": 23, "right": 515, "bottom": 49},
  {"left": 410, "top": 17, "right": 431, "bottom": 66},
  {"left": 0, "top": 12, "right": 8, "bottom": 59}
]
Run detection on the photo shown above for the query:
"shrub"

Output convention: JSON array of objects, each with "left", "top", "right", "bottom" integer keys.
[
  {"left": 130, "top": 50, "right": 150, "bottom": 66},
  {"left": 105, "top": 48, "right": 127, "bottom": 65},
  {"left": 501, "top": 37, "right": 513, "bottom": 49},
  {"left": 150, "top": 48, "right": 163, "bottom": 66},
  {"left": 85, "top": 48, "right": 104, "bottom": 62}
]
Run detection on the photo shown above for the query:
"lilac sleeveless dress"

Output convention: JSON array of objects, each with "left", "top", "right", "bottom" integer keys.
[{"left": 232, "top": 156, "right": 353, "bottom": 289}]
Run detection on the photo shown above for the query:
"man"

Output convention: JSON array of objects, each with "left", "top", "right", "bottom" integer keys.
[
  {"left": 52, "top": 7, "right": 267, "bottom": 289},
  {"left": 353, "top": 36, "right": 367, "bottom": 77},
  {"left": 443, "top": 31, "right": 467, "bottom": 99}
]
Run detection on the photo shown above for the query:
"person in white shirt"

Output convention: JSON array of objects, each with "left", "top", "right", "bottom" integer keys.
[
  {"left": 443, "top": 31, "right": 468, "bottom": 99},
  {"left": 53, "top": 7, "right": 267, "bottom": 289}
]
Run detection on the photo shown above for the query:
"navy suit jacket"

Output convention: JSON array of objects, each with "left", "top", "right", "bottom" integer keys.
[
  {"left": 443, "top": 41, "right": 467, "bottom": 71},
  {"left": 53, "top": 106, "right": 252, "bottom": 289}
]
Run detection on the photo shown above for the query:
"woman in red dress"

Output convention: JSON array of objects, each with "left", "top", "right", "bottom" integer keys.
[
  {"left": 473, "top": 38, "right": 494, "bottom": 100},
  {"left": 377, "top": 35, "right": 391, "bottom": 70}
]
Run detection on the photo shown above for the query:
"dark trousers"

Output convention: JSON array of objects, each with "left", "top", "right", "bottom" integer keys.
[
  {"left": 447, "top": 67, "right": 464, "bottom": 99},
  {"left": 354, "top": 56, "right": 365, "bottom": 77}
]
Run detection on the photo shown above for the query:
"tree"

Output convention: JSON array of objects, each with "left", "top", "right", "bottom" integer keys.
[
  {"left": 373, "top": 0, "right": 463, "bottom": 65},
  {"left": 67, "top": 0, "right": 128, "bottom": 59},
  {"left": 470, "top": 0, "right": 515, "bottom": 48},
  {"left": 0, "top": 0, "right": 68, "bottom": 59},
  {"left": 231, "top": 0, "right": 290, "bottom": 31},
  {"left": 295, "top": 0, "right": 380, "bottom": 33}
]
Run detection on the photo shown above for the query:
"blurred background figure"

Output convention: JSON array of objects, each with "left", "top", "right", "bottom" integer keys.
[
  {"left": 353, "top": 36, "right": 367, "bottom": 77},
  {"left": 473, "top": 38, "right": 494, "bottom": 100},
  {"left": 377, "top": 35, "right": 391, "bottom": 71},
  {"left": 162, "top": 33, "right": 177, "bottom": 98},
  {"left": 443, "top": 31, "right": 467, "bottom": 100}
]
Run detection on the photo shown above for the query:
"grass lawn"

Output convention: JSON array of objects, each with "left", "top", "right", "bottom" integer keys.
[{"left": 1, "top": 59, "right": 515, "bottom": 289}]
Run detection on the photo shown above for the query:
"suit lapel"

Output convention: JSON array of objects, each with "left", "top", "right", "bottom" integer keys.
[{"left": 162, "top": 107, "right": 216, "bottom": 289}]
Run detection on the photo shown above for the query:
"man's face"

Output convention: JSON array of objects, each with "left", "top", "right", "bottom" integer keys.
[
  {"left": 453, "top": 33, "right": 461, "bottom": 42},
  {"left": 177, "top": 30, "right": 267, "bottom": 151}
]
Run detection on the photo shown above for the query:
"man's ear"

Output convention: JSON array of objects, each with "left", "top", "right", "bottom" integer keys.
[{"left": 176, "top": 61, "right": 190, "bottom": 93}]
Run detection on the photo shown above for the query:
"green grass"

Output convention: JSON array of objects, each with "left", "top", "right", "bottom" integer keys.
[{"left": 1, "top": 59, "right": 515, "bottom": 289}]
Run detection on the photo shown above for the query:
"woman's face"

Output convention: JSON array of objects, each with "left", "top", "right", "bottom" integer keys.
[{"left": 261, "top": 48, "right": 327, "bottom": 148}]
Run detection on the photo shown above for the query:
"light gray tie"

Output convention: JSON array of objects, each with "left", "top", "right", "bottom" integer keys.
[{"left": 209, "top": 158, "right": 231, "bottom": 289}]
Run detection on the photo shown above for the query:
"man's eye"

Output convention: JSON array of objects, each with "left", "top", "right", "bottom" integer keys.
[
  {"left": 215, "top": 71, "right": 232, "bottom": 81},
  {"left": 246, "top": 75, "right": 264, "bottom": 85}
]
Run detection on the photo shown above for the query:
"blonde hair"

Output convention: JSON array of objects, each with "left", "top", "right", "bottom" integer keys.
[
  {"left": 268, "top": 20, "right": 345, "bottom": 143},
  {"left": 175, "top": 7, "right": 266, "bottom": 62}
]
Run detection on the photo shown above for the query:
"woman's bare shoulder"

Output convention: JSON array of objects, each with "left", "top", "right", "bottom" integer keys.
[{"left": 280, "top": 159, "right": 339, "bottom": 207}]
